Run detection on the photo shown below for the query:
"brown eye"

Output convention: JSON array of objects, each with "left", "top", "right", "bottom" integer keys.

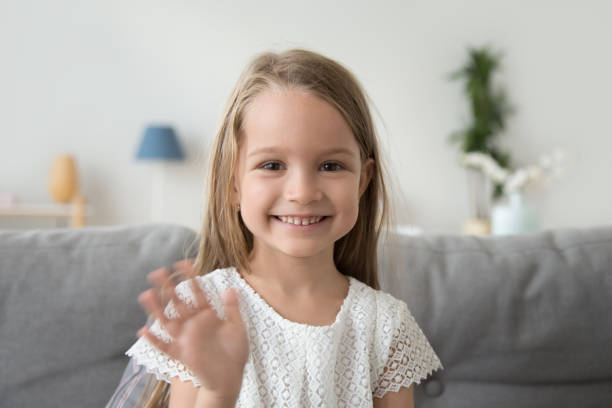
[
  {"left": 321, "top": 162, "right": 343, "bottom": 172},
  {"left": 261, "top": 162, "right": 284, "bottom": 171}
]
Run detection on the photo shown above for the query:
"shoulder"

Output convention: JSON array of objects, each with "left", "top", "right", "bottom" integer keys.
[
  {"left": 351, "top": 285, "right": 416, "bottom": 358},
  {"left": 348, "top": 279, "right": 414, "bottom": 344},
  {"left": 351, "top": 279, "right": 409, "bottom": 324},
  {"left": 374, "top": 289, "right": 408, "bottom": 315},
  {"left": 371, "top": 290, "right": 414, "bottom": 345}
]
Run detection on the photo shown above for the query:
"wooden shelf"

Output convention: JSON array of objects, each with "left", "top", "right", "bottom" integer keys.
[{"left": 0, "top": 202, "right": 93, "bottom": 227}]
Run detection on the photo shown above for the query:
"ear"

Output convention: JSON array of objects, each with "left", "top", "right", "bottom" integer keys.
[{"left": 359, "top": 158, "right": 374, "bottom": 197}]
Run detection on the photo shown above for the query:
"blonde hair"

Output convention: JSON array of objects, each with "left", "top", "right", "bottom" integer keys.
[{"left": 140, "top": 47, "right": 395, "bottom": 407}]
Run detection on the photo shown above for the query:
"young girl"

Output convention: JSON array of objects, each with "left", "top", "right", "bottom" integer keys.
[{"left": 125, "top": 48, "right": 443, "bottom": 407}]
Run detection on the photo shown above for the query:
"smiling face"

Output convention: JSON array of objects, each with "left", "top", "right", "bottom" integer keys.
[{"left": 233, "top": 87, "right": 373, "bottom": 261}]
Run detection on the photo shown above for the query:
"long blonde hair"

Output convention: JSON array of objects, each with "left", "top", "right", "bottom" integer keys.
[{"left": 140, "top": 47, "right": 394, "bottom": 407}]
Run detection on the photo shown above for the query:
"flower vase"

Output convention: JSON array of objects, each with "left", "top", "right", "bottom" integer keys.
[{"left": 492, "top": 192, "right": 539, "bottom": 235}]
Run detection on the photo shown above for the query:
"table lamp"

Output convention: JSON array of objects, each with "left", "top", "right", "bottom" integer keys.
[{"left": 135, "top": 125, "right": 185, "bottom": 221}]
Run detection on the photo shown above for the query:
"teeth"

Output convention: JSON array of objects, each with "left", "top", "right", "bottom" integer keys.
[{"left": 277, "top": 216, "right": 323, "bottom": 226}]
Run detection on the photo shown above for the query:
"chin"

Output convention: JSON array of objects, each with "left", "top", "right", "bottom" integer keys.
[{"left": 277, "top": 243, "right": 329, "bottom": 259}]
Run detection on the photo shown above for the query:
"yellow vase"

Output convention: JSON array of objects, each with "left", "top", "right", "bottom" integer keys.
[{"left": 49, "top": 155, "right": 79, "bottom": 203}]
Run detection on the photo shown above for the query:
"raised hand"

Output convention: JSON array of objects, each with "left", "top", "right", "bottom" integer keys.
[
  {"left": 137, "top": 268, "right": 249, "bottom": 400},
  {"left": 146, "top": 259, "right": 194, "bottom": 308}
]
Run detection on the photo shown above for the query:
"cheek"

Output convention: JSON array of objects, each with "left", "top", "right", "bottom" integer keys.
[
  {"left": 239, "top": 176, "right": 276, "bottom": 218},
  {"left": 335, "top": 180, "right": 361, "bottom": 217}
]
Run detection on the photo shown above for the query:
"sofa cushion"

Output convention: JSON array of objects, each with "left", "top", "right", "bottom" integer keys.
[
  {"left": 0, "top": 223, "right": 198, "bottom": 407},
  {"left": 378, "top": 225, "right": 612, "bottom": 407}
]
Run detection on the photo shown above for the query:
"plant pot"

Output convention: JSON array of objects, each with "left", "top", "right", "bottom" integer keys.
[{"left": 492, "top": 192, "right": 539, "bottom": 235}]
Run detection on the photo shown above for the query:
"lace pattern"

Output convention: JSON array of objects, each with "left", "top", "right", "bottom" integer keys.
[
  {"left": 372, "top": 295, "right": 444, "bottom": 398},
  {"left": 125, "top": 267, "right": 443, "bottom": 406}
]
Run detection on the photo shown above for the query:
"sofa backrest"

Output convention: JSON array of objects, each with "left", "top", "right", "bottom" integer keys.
[
  {"left": 0, "top": 223, "right": 198, "bottom": 407},
  {"left": 3, "top": 223, "right": 611, "bottom": 407},
  {"left": 378, "top": 225, "right": 612, "bottom": 407}
]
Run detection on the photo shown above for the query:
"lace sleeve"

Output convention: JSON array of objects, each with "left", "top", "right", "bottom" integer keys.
[
  {"left": 125, "top": 279, "right": 203, "bottom": 387},
  {"left": 373, "top": 299, "right": 443, "bottom": 399}
]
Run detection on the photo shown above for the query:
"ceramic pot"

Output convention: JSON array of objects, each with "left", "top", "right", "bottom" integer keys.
[{"left": 492, "top": 192, "right": 538, "bottom": 235}]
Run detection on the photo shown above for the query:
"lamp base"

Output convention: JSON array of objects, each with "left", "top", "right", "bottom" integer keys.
[{"left": 151, "top": 162, "right": 165, "bottom": 222}]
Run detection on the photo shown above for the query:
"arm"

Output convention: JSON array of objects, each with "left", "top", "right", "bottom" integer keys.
[
  {"left": 169, "top": 377, "right": 239, "bottom": 408},
  {"left": 373, "top": 384, "right": 414, "bottom": 408},
  {"left": 169, "top": 376, "right": 198, "bottom": 407}
]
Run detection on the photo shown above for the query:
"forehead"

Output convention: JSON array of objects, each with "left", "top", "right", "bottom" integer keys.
[{"left": 240, "top": 88, "right": 360, "bottom": 157}]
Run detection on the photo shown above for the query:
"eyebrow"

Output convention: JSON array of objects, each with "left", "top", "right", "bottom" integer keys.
[{"left": 248, "top": 147, "right": 356, "bottom": 158}]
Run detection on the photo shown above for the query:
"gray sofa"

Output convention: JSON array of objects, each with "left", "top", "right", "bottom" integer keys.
[
  {"left": 1, "top": 223, "right": 611, "bottom": 407},
  {"left": 0, "top": 224, "right": 199, "bottom": 408}
]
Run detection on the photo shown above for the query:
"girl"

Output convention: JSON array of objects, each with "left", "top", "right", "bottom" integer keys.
[{"left": 126, "top": 48, "right": 443, "bottom": 407}]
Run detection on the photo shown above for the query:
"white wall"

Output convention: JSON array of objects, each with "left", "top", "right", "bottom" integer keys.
[{"left": 1, "top": 0, "right": 610, "bottom": 233}]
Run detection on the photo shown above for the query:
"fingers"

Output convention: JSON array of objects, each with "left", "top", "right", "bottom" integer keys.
[
  {"left": 148, "top": 258, "right": 194, "bottom": 290},
  {"left": 138, "top": 289, "right": 171, "bottom": 328},
  {"left": 168, "top": 284, "right": 195, "bottom": 321},
  {"left": 189, "top": 277, "right": 212, "bottom": 311},
  {"left": 138, "top": 326, "right": 172, "bottom": 354},
  {"left": 173, "top": 258, "right": 195, "bottom": 271},
  {"left": 223, "top": 287, "right": 243, "bottom": 326},
  {"left": 147, "top": 267, "right": 171, "bottom": 287},
  {"left": 170, "top": 259, "right": 196, "bottom": 284}
]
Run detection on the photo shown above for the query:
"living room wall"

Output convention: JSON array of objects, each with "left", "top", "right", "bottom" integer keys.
[{"left": 1, "top": 0, "right": 610, "bottom": 233}]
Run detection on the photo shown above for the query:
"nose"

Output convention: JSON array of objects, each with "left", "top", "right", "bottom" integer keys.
[{"left": 285, "top": 169, "right": 323, "bottom": 205}]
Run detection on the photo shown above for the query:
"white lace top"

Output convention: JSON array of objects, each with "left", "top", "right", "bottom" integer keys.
[{"left": 126, "top": 267, "right": 443, "bottom": 406}]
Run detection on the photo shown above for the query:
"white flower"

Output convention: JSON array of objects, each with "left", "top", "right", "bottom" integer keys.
[
  {"left": 460, "top": 152, "right": 509, "bottom": 183},
  {"left": 461, "top": 148, "right": 567, "bottom": 195}
]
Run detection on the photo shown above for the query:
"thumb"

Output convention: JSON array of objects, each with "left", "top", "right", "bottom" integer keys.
[{"left": 224, "top": 287, "right": 243, "bottom": 325}]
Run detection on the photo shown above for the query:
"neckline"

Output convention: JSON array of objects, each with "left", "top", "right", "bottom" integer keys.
[{"left": 228, "top": 266, "right": 354, "bottom": 331}]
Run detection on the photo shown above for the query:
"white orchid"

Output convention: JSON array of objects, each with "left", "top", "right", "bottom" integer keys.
[
  {"left": 460, "top": 152, "right": 509, "bottom": 183},
  {"left": 460, "top": 148, "right": 567, "bottom": 196}
]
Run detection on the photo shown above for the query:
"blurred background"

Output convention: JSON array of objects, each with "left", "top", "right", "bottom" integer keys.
[{"left": 1, "top": 0, "right": 610, "bottom": 234}]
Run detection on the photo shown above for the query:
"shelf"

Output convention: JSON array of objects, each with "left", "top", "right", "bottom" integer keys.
[{"left": 0, "top": 203, "right": 94, "bottom": 217}]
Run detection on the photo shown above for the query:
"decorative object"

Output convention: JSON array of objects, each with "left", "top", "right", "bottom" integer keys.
[
  {"left": 448, "top": 46, "right": 515, "bottom": 235},
  {"left": 49, "top": 154, "right": 79, "bottom": 203},
  {"left": 491, "top": 191, "right": 538, "bottom": 235},
  {"left": 461, "top": 149, "right": 567, "bottom": 235},
  {"left": 45, "top": 154, "right": 89, "bottom": 227},
  {"left": 135, "top": 125, "right": 185, "bottom": 221}
]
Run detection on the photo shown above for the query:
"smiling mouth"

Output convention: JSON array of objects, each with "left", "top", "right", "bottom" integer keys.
[{"left": 272, "top": 215, "right": 329, "bottom": 226}]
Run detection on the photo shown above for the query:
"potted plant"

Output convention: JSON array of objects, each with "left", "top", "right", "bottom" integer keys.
[
  {"left": 448, "top": 45, "right": 515, "bottom": 235},
  {"left": 460, "top": 149, "right": 567, "bottom": 235}
]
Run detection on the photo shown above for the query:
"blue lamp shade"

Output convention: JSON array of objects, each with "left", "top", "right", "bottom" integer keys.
[{"left": 136, "top": 125, "right": 185, "bottom": 160}]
